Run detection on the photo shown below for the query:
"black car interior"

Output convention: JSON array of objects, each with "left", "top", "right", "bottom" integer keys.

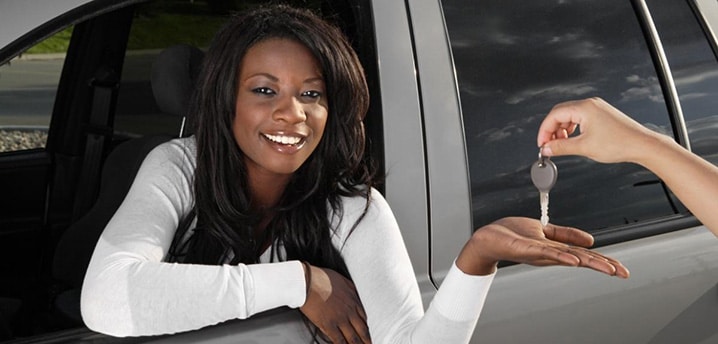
[
  {"left": 52, "top": 44, "right": 204, "bottom": 328},
  {"left": 0, "top": 0, "right": 382, "bottom": 340},
  {"left": 1, "top": 41, "right": 203, "bottom": 339}
]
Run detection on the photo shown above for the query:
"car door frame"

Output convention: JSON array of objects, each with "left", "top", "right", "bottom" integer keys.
[{"left": 406, "top": 0, "right": 718, "bottom": 342}]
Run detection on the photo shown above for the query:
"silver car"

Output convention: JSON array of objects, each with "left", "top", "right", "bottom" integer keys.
[{"left": 1, "top": 0, "right": 717, "bottom": 343}]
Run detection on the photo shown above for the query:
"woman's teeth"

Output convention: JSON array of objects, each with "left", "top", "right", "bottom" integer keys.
[{"left": 264, "top": 134, "right": 302, "bottom": 145}]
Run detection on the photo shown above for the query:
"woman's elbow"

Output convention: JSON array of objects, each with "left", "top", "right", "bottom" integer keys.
[{"left": 80, "top": 281, "right": 135, "bottom": 337}]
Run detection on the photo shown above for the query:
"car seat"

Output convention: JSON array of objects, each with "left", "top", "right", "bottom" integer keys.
[
  {"left": 50, "top": 44, "right": 204, "bottom": 325},
  {"left": 0, "top": 297, "right": 21, "bottom": 340}
]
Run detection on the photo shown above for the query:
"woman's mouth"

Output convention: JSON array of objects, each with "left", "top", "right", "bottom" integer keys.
[{"left": 262, "top": 133, "right": 305, "bottom": 146}]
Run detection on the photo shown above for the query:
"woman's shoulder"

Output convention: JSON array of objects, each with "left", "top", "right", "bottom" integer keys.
[
  {"left": 139, "top": 136, "right": 197, "bottom": 177},
  {"left": 145, "top": 137, "right": 197, "bottom": 164},
  {"left": 334, "top": 188, "right": 393, "bottom": 229},
  {"left": 153, "top": 136, "right": 196, "bottom": 157},
  {"left": 338, "top": 187, "right": 388, "bottom": 211},
  {"left": 331, "top": 187, "right": 400, "bottom": 250}
]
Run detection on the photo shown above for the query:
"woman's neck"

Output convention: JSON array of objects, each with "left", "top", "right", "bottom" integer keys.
[{"left": 247, "top": 170, "right": 291, "bottom": 211}]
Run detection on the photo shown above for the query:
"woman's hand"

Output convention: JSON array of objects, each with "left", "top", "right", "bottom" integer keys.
[
  {"left": 456, "top": 217, "right": 630, "bottom": 278},
  {"left": 300, "top": 265, "right": 371, "bottom": 344},
  {"left": 536, "top": 97, "right": 661, "bottom": 165},
  {"left": 538, "top": 97, "right": 718, "bottom": 237}
]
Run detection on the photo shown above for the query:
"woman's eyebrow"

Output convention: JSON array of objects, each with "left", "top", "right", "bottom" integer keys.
[
  {"left": 243, "top": 73, "right": 323, "bottom": 85},
  {"left": 244, "top": 72, "right": 278, "bottom": 81},
  {"left": 304, "top": 76, "right": 325, "bottom": 85}
]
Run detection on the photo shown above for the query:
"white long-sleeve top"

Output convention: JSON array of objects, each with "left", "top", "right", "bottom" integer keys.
[{"left": 81, "top": 137, "right": 495, "bottom": 343}]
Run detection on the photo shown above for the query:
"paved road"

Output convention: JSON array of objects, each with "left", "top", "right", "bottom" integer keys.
[{"left": 0, "top": 57, "right": 60, "bottom": 125}]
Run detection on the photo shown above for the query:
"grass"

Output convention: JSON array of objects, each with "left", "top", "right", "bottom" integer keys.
[{"left": 25, "top": 27, "right": 74, "bottom": 54}]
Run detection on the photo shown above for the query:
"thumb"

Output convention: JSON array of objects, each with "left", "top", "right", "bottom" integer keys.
[{"left": 543, "top": 136, "right": 583, "bottom": 158}]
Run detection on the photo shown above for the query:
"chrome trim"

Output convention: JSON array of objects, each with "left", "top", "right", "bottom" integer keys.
[
  {"left": 634, "top": 0, "right": 692, "bottom": 150},
  {"left": 692, "top": 0, "right": 718, "bottom": 59}
]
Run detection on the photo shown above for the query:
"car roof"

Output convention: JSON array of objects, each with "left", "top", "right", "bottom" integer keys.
[
  {"left": 0, "top": 0, "right": 144, "bottom": 64},
  {"left": 0, "top": 0, "right": 91, "bottom": 48}
]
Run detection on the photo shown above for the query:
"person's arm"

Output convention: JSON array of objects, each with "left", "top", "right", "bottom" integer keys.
[
  {"left": 337, "top": 189, "right": 627, "bottom": 344},
  {"left": 80, "top": 139, "right": 306, "bottom": 337},
  {"left": 337, "top": 189, "right": 488, "bottom": 343},
  {"left": 537, "top": 97, "right": 718, "bottom": 236}
]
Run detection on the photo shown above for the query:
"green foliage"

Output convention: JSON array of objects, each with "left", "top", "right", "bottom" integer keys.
[
  {"left": 25, "top": 27, "right": 73, "bottom": 54},
  {"left": 25, "top": 1, "right": 226, "bottom": 55},
  {"left": 126, "top": 13, "right": 225, "bottom": 50},
  {"left": 22, "top": 0, "right": 328, "bottom": 55}
]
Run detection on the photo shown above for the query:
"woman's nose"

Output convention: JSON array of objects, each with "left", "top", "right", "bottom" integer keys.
[{"left": 273, "top": 96, "right": 307, "bottom": 123}]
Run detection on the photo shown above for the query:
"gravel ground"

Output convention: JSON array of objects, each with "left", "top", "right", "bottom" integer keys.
[{"left": 0, "top": 129, "right": 48, "bottom": 152}]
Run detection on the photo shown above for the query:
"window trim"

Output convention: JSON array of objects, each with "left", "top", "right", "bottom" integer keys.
[
  {"left": 691, "top": 0, "right": 718, "bottom": 60},
  {"left": 0, "top": 0, "right": 144, "bottom": 65},
  {"left": 633, "top": 0, "right": 692, "bottom": 150}
]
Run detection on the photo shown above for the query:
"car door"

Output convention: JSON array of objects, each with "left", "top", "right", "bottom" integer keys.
[
  {"left": 0, "top": 1, "right": 94, "bottom": 326},
  {"left": 0, "top": 0, "right": 142, "bottom": 339},
  {"left": 408, "top": 0, "right": 718, "bottom": 343}
]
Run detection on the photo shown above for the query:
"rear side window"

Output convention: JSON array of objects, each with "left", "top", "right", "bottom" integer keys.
[{"left": 442, "top": 1, "right": 685, "bottom": 233}]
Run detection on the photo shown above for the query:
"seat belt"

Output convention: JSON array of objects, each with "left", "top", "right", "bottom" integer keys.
[{"left": 71, "top": 67, "right": 119, "bottom": 221}]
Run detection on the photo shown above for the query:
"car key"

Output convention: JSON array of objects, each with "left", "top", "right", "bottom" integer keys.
[{"left": 530, "top": 147, "right": 557, "bottom": 226}]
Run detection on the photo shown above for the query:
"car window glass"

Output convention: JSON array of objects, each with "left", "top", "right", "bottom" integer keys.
[
  {"left": 649, "top": 0, "right": 718, "bottom": 166},
  {"left": 442, "top": 0, "right": 683, "bottom": 233},
  {"left": 113, "top": 1, "right": 226, "bottom": 138},
  {"left": 0, "top": 28, "right": 70, "bottom": 153}
]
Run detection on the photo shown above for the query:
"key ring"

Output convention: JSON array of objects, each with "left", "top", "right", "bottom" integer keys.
[{"left": 538, "top": 146, "right": 546, "bottom": 167}]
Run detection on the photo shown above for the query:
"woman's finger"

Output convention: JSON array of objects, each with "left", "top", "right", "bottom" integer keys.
[
  {"left": 356, "top": 303, "right": 367, "bottom": 322},
  {"left": 337, "top": 319, "right": 368, "bottom": 344},
  {"left": 543, "top": 224, "right": 594, "bottom": 248},
  {"left": 568, "top": 246, "right": 630, "bottom": 278},
  {"left": 537, "top": 100, "right": 584, "bottom": 147},
  {"left": 323, "top": 324, "right": 348, "bottom": 344},
  {"left": 350, "top": 311, "right": 371, "bottom": 343},
  {"left": 506, "top": 241, "right": 581, "bottom": 267}
]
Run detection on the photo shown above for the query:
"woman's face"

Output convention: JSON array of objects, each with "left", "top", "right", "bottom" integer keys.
[{"left": 234, "top": 38, "right": 328, "bottom": 181}]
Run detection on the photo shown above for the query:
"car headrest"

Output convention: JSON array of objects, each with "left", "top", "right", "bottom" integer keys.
[{"left": 150, "top": 44, "right": 204, "bottom": 133}]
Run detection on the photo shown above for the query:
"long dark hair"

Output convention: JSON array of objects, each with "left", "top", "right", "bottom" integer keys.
[{"left": 168, "top": 4, "right": 375, "bottom": 281}]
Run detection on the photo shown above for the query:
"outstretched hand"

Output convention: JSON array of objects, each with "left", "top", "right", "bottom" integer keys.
[
  {"left": 456, "top": 217, "right": 630, "bottom": 278},
  {"left": 300, "top": 265, "right": 371, "bottom": 344}
]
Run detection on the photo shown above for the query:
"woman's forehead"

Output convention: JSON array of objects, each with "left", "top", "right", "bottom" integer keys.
[{"left": 238, "top": 38, "right": 324, "bottom": 80}]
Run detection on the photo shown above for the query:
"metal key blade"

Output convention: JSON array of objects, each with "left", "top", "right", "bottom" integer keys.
[{"left": 539, "top": 191, "right": 549, "bottom": 226}]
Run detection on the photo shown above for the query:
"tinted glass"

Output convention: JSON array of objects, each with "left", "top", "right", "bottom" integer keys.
[
  {"left": 649, "top": 0, "right": 718, "bottom": 166},
  {"left": 113, "top": 1, "right": 225, "bottom": 138},
  {"left": 442, "top": 0, "right": 682, "bottom": 233},
  {"left": 0, "top": 29, "right": 69, "bottom": 152}
]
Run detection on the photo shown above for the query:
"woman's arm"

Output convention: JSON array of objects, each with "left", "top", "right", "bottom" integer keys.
[
  {"left": 537, "top": 97, "right": 718, "bottom": 236},
  {"left": 80, "top": 139, "right": 306, "bottom": 337},
  {"left": 337, "top": 189, "right": 627, "bottom": 344}
]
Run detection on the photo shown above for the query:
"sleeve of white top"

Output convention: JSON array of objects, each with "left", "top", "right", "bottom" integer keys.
[
  {"left": 80, "top": 140, "right": 306, "bottom": 337},
  {"left": 428, "top": 262, "right": 495, "bottom": 322},
  {"left": 338, "top": 189, "right": 495, "bottom": 344}
]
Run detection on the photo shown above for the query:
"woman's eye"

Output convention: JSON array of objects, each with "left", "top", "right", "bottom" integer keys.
[
  {"left": 302, "top": 90, "right": 322, "bottom": 98},
  {"left": 252, "top": 87, "right": 275, "bottom": 95}
]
